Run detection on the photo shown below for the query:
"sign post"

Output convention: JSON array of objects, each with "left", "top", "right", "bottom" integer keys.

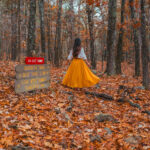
[
  {"left": 25, "top": 57, "right": 45, "bottom": 64},
  {"left": 15, "top": 58, "right": 50, "bottom": 93}
]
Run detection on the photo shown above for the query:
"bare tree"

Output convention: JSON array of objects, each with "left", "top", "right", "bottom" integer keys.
[
  {"left": 116, "top": 0, "right": 125, "bottom": 74},
  {"left": 86, "top": 3, "right": 96, "bottom": 69},
  {"left": 106, "top": 0, "right": 117, "bottom": 75},
  {"left": 11, "top": 0, "right": 17, "bottom": 60},
  {"left": 38, "top": 0, "right": 46, "bottom": 61},
  {"left": 17, "top": 0, "right": 21, "bottom": 61},
  {"left": 140, "top": 0, "right": 149, "bottom": 89},
  {"left": 54, "top": 0, "right": 62, "bottom": 67},
  {"left": 27, "top": 0, "right": 36, "bottom": 56},
  {"left": 129, "top": 0, "right": 140, "bottom": 76},
  {"left": 68, "top": 0, "right": 74, "bottom": 51},
  {"left": 46, "top": 0, "right": 52, "bottom": 61}
]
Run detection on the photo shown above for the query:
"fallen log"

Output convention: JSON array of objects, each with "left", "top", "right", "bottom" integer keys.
[
  {"left": 141, "top": 110, "right": 150, "bottom": 115},
  {"left": 127, "top": 99, "right": 141, "bottom": 109},
  {"left": 85, "top": 91, "right": 114, "bottom": 101},
  {"left": 117, "top": 97, "right": 141, "bottom": 109}
]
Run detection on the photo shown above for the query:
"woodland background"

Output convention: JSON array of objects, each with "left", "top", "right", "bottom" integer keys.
[
  {"left": 0, "top": 0, "right": 149, "bottom": 88},
  {"left": 0, "top": 0, "right": 150, "bottom": 149}
]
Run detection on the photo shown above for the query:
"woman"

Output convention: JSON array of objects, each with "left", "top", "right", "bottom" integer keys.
[{"left": 62, "top": 38, "right": 100, "bottom": 88}]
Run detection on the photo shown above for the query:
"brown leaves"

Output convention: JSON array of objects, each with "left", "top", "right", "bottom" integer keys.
[
  {"left": 133, "top": 22, "right": 141, "bottom": 29},
  {"left": 86, "top": 0, "right": 106, "bottom": 7},
  {"left": 0, "top": 61, "right": 150, "bottom": 149}
]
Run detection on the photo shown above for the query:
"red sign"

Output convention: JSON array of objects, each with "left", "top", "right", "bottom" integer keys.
[{"left": 25, "top": 57, "right": 44, "bottom": 65}]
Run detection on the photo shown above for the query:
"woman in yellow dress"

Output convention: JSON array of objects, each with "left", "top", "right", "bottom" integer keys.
[{"left": 62, "top": 38, "right": 100, "bottom": 88}]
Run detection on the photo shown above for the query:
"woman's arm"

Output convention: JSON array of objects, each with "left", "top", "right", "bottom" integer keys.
[
  {"left": 80, "top": 48, "right": 90, "bottom": 67},
  {"left": 85, "top": 59, "right": 90, "bottom": 68}
]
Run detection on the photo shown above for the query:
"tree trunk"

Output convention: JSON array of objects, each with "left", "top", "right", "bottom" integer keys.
[
  {"left": 54, "top": 0, "right": 62, "bottom": 67},
  {"left": 140, "top": 0, "right": 149, "bottom": 89},
  {"left": 85, "top": 24, "right": 89, "bottom": 55},
  {"left": 116, "top": 0, "right": 125, "bottom": 74},
  {"left": 86, "top": 4, "right": 96, "bottom": 69},
  {"left": 0, "top": 30, "right": 1, "bottom": 60},
  {"left": 129, "top": 0, "right": 140, "bottom": 76},
  {"left": 11, "top": 1, "right": 17, "bottom": 61},
  {"left": 27, "top": 0, "right": 36, "bottom": 57},
  {"left": 17, "top": 0, "right": 21, "bottom": 61},
  {"left": 46, "top": 0, "right": 52, "bottom": 61},
  {"left": 102, "top": 32, "right": 106, "bottom": 72},
  {"left": 38, "top": 0, "right": 46, "bottom": 62},
  {"left": 106, "top": 0, "right": 117, "bottom": 75},
  {"left": 0, "top": 34, "right": 1, "bottom": 59},
  {"left": 21, "top": 0, "right": 28, "bottom": 56},
  {"left": 68, "top": 0, "right": 74, "bottom": 51},
  {"left": 78, "top": 0, "right": 81, "bottom": 38},
  {"left": 24, "top": 1, "right": 28, "bottom": 54}
]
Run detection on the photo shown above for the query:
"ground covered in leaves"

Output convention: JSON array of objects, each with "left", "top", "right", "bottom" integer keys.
[{"left": 0, "top": 61, "right": 150, "bottom": 150}]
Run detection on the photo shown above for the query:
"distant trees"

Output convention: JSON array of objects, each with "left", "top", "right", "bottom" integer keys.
[{"left": 0, "top": 0, "right": 149, "bottom": 89}]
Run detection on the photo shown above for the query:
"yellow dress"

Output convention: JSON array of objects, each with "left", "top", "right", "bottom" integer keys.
[{"left": 62, "top": 58, "right": 100, "bottom": 88}]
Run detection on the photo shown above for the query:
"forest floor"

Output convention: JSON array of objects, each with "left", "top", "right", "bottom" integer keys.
[{"left": 0, "top": 61, "right": 150, "bottom": 150}]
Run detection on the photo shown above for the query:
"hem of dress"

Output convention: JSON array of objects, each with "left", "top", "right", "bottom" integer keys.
[{"left": 62, "top": 80, "right": 100, "bottom": 88}]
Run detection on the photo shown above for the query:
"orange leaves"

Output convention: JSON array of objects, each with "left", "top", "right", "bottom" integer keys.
[
  {"left": 0, "top": 136, "right": 14, "bottom": 147},
  {"left": 87, "top": 0, "right": 95, "bottom": 5},
  {"left": 52, "top": 5, "right": 57, "bottom": 10},
  {"left": 21, "top": 40, "right": 26, "bottom": 49},
  {"left": 86, "top": 0, "right": 103, "bottom": 7},
  {"left": 102, "top": 1, "right": 108, "bottom": 5},
  {"left": 133, "top": 22, "right": 141, "bottom": 29},
  {"left": 86, "top": 0, "right": 108, "bottom": 7},
  {"left": 117, "top": 23, "right": 128, "bottom": 30},
  {"left": 117, "top": 20, "right": 141, "bottom": 31},
  {"left": 44, "top": 141, "right": 53, "bottom": 147},
  {"left": 0, "top": 61, "right": 150, "bottom": 149},
  {"left": 95, "top": 2, "right": 100, "bottom": 7}
]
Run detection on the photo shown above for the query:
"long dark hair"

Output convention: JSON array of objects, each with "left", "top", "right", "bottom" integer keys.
[{"left": 73, "top": 38, "right": 81, "bottom": 58}]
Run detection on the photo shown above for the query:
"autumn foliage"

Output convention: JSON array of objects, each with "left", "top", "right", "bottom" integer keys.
[
  {"left": 0, "top": 61, "right": 150, "bottom": 149},
  {"left": 0, "top": 0, "right": 149, "bottom": 148}
]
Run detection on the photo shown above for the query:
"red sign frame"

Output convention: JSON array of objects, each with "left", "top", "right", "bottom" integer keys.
[{"left": 25, "top": 57, "right": 44, "bottom": 65}]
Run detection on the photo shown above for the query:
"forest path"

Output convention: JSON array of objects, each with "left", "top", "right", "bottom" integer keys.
[{"left": 0, "top": 61, "right": 150, "bottom": 149}]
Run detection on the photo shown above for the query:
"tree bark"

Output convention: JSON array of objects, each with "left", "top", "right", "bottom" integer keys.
[
  {"left": 0, "top": 19, "right": 1, "bottom": 59},
  {"left": 17, "top": 0, "right": 21, "bottom": 61},
  {"left": 11, "top": 1, "right": 17, "bottom": 61},
  {"left": 46, "top": 0, "right": 52, "bottom": 61},
  {"left": 54, "top": 0, "right": 62, "bottom": 67},
  {"left": 38, "top": 0, "right": 46, "bottom": 62},
  {"left": 116, "top": 0, "right": 125, "bottom": 74},
  {"left": 140, "top": 0, "right": 149, "bottom": 89},
  {"left": 27, "top": 0, "right": 36, "bottom": 57},
  {"left": 0, "top": 2, "right": 2, "bottom": 59},
  {"left": 0, "top": 32, "right": 1, "bottom": 59},
  {"left": 106, "top": 0, "right": 117, "bottom": 75},
  {"left": 68, "top": 0, "right": 74, "bottom": 51},
  {"left": 86, "top": 3, "right": 96, "bottom": 69},
  {"left": 129, "top": 0, "right": 140, "bottom": 76}
]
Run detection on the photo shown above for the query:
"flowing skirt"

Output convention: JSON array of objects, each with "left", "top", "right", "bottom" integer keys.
[{"left": 62, "top": 59, "right": 100, "bottom": 88}]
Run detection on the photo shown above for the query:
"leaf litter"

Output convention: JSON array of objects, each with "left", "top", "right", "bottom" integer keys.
[{"left": 0, "top": 61, "right": 150, "bottom": 149}]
